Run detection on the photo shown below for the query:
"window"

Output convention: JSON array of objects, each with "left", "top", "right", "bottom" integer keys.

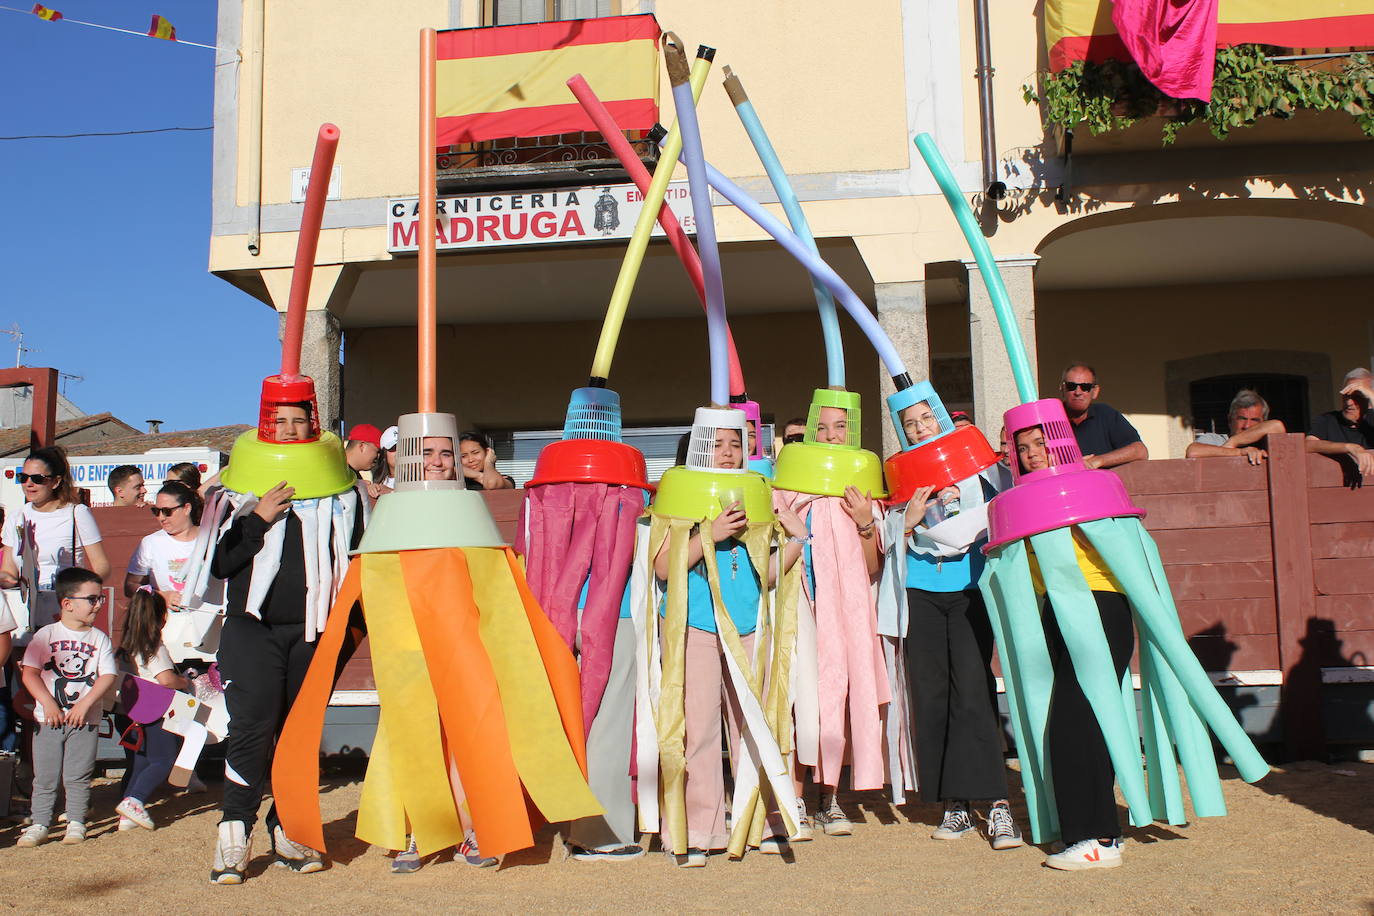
[
  {"left": 489, "top": 424, "right": 691, "bottom": 487},
  {"left": 489, "top": 0, "right": 616, "bottom": 25},
  {"left": 1188, "top": 373, "right": 1309, "bottom": 436}
]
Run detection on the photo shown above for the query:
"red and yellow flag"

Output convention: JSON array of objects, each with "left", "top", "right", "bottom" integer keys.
[
  {"left": 147, "top": 14, "right": 176, "bottom": 41},
  {"left": 31, "top": 4, "right": 62, "bottom": 21},
  {"left": 1047, "top": 0, "right": 1374, "bottom": 71},
  {"left": 435, "top": 13, "right": 660, "bottom": 146}
]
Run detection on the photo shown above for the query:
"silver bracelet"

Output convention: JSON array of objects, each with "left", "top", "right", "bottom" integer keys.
[{"left": 787, "top": 534, "right": 810, "bottom": 546}]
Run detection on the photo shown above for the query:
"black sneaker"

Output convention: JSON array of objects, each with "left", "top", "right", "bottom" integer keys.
[
  {"left": 932, "top": 801, "right": 974, "bottom": 840},
  {"left": 985, "top": 801, "right": 1024, "bottom": 850}
]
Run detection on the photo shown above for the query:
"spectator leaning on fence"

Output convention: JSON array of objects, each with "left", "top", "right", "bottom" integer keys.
[
  {"left": 1305, "top": 368, "right": 1374, "bottom": 479},
  {"left": 1059, "top": 363, "right": 1148, "bottom": 470},
  {"left": 1185, "top": 389, "right": 1287, "bottom": 466}
]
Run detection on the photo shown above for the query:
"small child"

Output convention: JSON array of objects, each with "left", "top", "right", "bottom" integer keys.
[
  {"left": 115, "top": 587, "right": 190, "bottom": 831},
  {"left": 18, "top": 567, "right": 117, "bottom": 846}
]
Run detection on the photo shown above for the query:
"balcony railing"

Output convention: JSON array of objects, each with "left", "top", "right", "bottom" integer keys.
[{"left": 436, "top": 130, "right": 660, "bottom": 190}]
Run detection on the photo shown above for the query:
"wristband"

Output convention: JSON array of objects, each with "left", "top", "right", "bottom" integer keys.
[{"left": 787, "top": 534, "right": 811, "bottom": 546}]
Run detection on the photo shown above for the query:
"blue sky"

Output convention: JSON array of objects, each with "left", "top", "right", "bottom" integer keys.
[{"left": 0, "top": 1, "right": 279, "bottom": 431}]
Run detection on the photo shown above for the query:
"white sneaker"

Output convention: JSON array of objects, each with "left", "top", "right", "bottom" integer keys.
[
  {"left": 668, "top": 847, "right": 707, "bottom": 868},
  {"left": 116, "top": 796, "right": 155, "bottom": 831},
  {"left": 17, "top": 824, "right": 49, "bottom": 847},
  {"left": 271, "top": 825, "right": 325, "bottom": 873},
  {"left": 1044, "top": 837, "right": 1123, "bottom": 871},
  {"left": 211, "top": 820, "right": 252, "bottom": 885},
  {"left": 759, "top": 837, "right": 787, "bottom": 855},
  {"left": 62, "top": 822, "right": 87, "bottom": 845},
  {"left": 118, "top": 815, "right": 138, "bottom": 832}
]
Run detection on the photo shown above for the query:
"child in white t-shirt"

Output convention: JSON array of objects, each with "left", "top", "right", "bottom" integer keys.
[{"left": 17, "top": 567, "right": 117, "bottom": 847}]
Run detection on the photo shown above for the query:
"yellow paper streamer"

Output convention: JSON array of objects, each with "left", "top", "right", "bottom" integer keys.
[
  {"left": 355, "top": 553, "right": 464, "bottom": 855},
  {"left": 465, "top": 547, "right": 604, "bottom": 822}
]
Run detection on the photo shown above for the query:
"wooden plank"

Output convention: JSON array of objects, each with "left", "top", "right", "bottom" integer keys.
[
  {"left": 91, "top": 506, "right": 159, "bottom": 643},
  {"left": 1266, "top": 433, "right": 1322, "bottom": 758},
  {"left": 1313, "top": 557, "right": 1374, "bottom": 596},
  {"left": 337, "top": 639, "right": 375, "bottom": 690},
  {"left": 1134, "top": 490, "right": 1270, "bottom": 531},
  {"left": 1187, "top": 633, "right": 1280, "bottom": 671},
  {"left": 1117, "top": 457, "right": 1266, "bottom": 496},
  {"left": 1308, "top": 486, "right": 1374, "bottom": 524},
  {"left": 1176, "top": 597, "right": 1277, "bottom": 636},
  {"left": 1152, "top": 526, "right": 1272, "bottom": 565},
  {"left": 482, "top": 488, "right": 524, "bottom": 543},
  {"left": 1309, "top": 522, "right": 1374, "bottom": 559},
  {"left": 1306, "top": 450, "right": 1374, "bottom": 488},
  {"left": 1166, "top": 562, "right": 1274, "bottom": 601},
  {"left": 1314, "top": 594, "right": 1374, "bottom": 632}
]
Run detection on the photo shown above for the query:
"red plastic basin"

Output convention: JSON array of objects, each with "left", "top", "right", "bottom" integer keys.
[
  {"left": 526, "top": 438, "right": 650, "bottom": 489},
  {"left": 884, "top": 424, "right": 998, "bottom": 503}
]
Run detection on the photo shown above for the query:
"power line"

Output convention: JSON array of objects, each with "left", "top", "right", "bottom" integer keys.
[{"left": 0, "top": 126, "right": 213, "bottom": 140}]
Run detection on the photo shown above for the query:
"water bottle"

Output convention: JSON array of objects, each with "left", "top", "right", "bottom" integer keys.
[{"left": 938, "top": 487, "right": 961, "bottom": 519}]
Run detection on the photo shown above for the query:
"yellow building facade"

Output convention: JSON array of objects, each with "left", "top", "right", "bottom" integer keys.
[{"left": 208, "top": 0, "right": 1374, "bottom": 474}]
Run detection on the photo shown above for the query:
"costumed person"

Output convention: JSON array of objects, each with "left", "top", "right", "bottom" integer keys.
[
  {"left": 270, "top": 38, "right": 602, "bottom": 877},
  {"left": 722, "top": 65, "right": 912, "bottom": 835},
  {"left": 174, "top": 123, "right": 368, "bottom": 884},
  {"left": 878, "top": 390, "right": 1021, "bottom": 849},
  {"left": 914, "top": 132, "right": 1268, "bottom": 871},
  {"left": 557, "top": 40, "right": 778, "bottom": 860},
  {"left": 615, "top": 37, "right": 801, "bottom": 866},
  {"left": 771, "top": 393, "right": 889, "bottom": 838},
  {"left": 113, "top": 586, "right": 192, "bottom": 831},
  {"left": 642, "top": 409, "right": 805, "bottom": 866}
]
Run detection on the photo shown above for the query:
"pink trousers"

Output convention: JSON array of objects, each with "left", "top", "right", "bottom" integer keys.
[{"left": 666, "top": 626, "right": 782, "bottom": 851}]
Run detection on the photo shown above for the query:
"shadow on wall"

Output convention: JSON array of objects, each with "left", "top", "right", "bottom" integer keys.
[{"left": 1257, "top": 617, "right": 1374, "bottom": 836}]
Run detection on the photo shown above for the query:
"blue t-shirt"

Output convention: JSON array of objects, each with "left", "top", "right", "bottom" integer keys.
[
  {"left": 660, "top": 539, "right": 761, "bottom": 635},
  {"left": 905, "top": 544, "right": 985, "bottom": 592}
]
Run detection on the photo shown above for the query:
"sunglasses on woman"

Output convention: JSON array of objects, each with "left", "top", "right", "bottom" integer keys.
[
  {"left": 149, "top": 505, "right": 187, "bottom": 517},
  {"left": 16, "top": 472, "right": 55, "bottom": 484}
]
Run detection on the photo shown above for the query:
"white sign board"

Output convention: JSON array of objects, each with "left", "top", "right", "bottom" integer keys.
[
  {"left": 291, "top": 166, "right": 342, "bottom": 203},
  {"left": 387, "top": 179, "right": 695, "bottom": 253}
]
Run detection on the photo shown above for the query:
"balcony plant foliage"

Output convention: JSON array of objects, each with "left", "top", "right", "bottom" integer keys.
[{"left": 1025, "top": 45, "right": 1374, "bottom": 144}]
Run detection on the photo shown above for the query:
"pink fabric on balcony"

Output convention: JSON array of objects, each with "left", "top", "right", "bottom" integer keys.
[{"left": 1111, "top": 0, "right": 1220, "bottom": 101}]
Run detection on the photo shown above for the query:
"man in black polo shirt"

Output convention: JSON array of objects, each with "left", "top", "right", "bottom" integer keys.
[
  {"left": 1305, "top": 368, "right": 1374, "bottom": 480},
  {"left": 1059, "top": 363, "right": 1148, "bottom": 469}
]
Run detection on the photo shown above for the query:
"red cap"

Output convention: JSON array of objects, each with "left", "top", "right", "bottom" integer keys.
[{"left": 346, "top": 423, "right": 383, "bottom": 447}]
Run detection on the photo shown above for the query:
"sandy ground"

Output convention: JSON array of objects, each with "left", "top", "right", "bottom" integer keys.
[{"left": 2, "top": 759, "right": 1372, "bottom": 914}]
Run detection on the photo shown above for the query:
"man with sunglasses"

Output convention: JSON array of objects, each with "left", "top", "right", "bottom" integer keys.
[{"left": 1059, "top": 363, "right": 1148, "bottom": 470}]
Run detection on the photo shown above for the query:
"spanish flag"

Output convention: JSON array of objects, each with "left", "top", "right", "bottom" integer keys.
[
  {"left": 1047, "top": 0, "right": 1374, "bottom": 72},
  {"left": 436, "top": 13, "right": 660, "bottom": 146},
  {"left": 147, "top": 14, "right": 176, "bottom": 41},
  {"left": 31, "top": 4, "right": 61, "bottom": 21}
]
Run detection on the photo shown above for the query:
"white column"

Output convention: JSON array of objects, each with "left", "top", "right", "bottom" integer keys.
[
  {"left": 965, "top": 255, "right": 1039, "bottom": 443},
  {"left": 875, "top": 280, "right": 929, "bottom": 457}
]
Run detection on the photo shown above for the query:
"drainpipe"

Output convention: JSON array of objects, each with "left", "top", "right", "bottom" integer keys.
[
  {"left": 245, "top": 0, "right": 266, "bottom": 255},
  {"left": 972, "top": 0, "right": 1006, "bottom": 200}
]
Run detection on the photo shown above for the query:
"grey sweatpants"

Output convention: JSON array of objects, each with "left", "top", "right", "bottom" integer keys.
[
  {"left": 31, "top": 722, "right": 98, "bottom": 827},
  {"left": 568, "top": 617, "right": 637, "bottom": 851}
]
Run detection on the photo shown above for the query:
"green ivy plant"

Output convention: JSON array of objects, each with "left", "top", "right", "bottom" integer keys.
[{"left": 1024, "top": 45, "right": 1374, "bottom": 144}]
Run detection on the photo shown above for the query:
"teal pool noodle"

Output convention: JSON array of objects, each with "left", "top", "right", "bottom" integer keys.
[
  {"left": 1081, "top": 518, "right": 1270, "bottom": 785},
  {"left": 912, "top": 133, "right": 1037, "bottom": 403},
  {"left": 731, "top": 95, "right": 846, "bottom": 388},
  {"left": 1028, "top": 526, "right": 1154, "bottom": 827}
]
